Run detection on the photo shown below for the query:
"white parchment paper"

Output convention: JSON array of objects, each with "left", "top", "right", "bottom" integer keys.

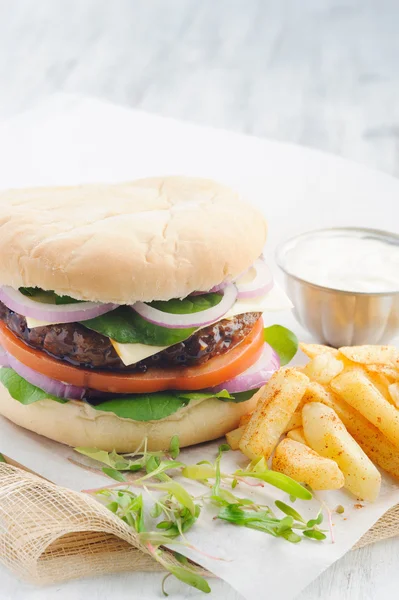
[{"left": 1, "top": 94, "right": 399, "bottom": 600}]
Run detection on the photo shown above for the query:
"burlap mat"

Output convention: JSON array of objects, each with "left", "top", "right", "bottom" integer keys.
[{"left": 0, "top": 462, "right": 397, "bottom": 586}]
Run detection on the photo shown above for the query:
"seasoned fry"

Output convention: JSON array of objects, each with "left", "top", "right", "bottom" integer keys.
[
  {"left": 238, "top": 369, "right": 309, "bottom": 461},
  {"left": 366, "top": 364, "right": 398, "bottom": 380},
  {"left": 389, "top": 383, "right": 399, "bottom": 409},
  {"left": 303, "top": 381, "right": 399, "bottom": 480},
  {"left": 226, "top": 426, "right": 245, "bottom": 450},
  {"left": 339, "top": 345, "right": 399, "bottom": 368},
  {"left": 239, "top": 413, "right": 253, "bottom": 427},
  {"left": 286, "top": 427, "right": 307, "bottom": 445},
  {"left": 284, "top": 411, "right": 303, "bottom": 432},
  {"left": 303, "top": 402, "right": 381, "bottom": 501},
  {"left": 272, "top": 438, "right": 345, "bottom": 490},
  {"left": 299, "top": 343, "right": 339, "bottom": 359},
  {"left": 302, "top": 354, "right": 344, "bottom": 385},
  {"left": 331, "top": 369, "right": 399, "bottom": 447}
]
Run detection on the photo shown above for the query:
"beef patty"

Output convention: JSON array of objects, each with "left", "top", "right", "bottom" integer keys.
[{"left": 0, "top": 302, "right": 261, "bottom": 372}]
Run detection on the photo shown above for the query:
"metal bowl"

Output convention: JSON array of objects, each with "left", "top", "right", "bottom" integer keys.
[{"left": 275, "top": 227, "right": 399, "bottom": 347}]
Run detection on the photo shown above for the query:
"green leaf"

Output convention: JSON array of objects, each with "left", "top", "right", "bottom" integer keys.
[
  {"left": 177, "top": 389, "right": 232, "bottom": 401},
  {"left": 75, "top": 447, "right": 125, "bottom": 468},
  {"left": 102, "top": 467, "right": 127, "bottom": 482},
  {"left": 150, "top": 481, "right": 195, "bottom": 516},
  {"left": 169, "top": 435, "right": 180, "bottom": 459},
  {"left": 307, "top": 511, "right": 323, "bottom": 528},
  {"left": 264, "top": 325, "right": 298, "bottom": 366},
  {"left": 106, "top": 501, "right": 119, "bottom": 513},
  {"left": 229, "top": 389, "right": 260, "bottom": 403},
  {"left": 164, "top": 564, "right": 211, "bottom": 594},
  {"left": 303, "top": 529, "right": 327, "bottom": 541},
  {"left": 19, "top": 287, "right": 39, "bottom": 297},
  {"left": 0, "top": 368, "right": 66, "bottom": 404},
  {"left": 91, "top": 390, "right": 231, "bottom": 421},
  {"left": 181, "top": 464, "right": 217, "bottom": 480},
  {"left": 0, "top": 454, "right": 6, "bottom": 463},
  {"left": 149, "top": 293, "right": 222, "bottom": 315},
  {"left": 92, "top": 393, "right": 190, "bottom": 421},
  {"left": 275, "top": 500, "right": 306, "bottom": 524},
  {"left": 275, "top": 516, "right": 294, "bottom": 534},
  {"left": 280, "top": 530, "right": 302, "bottom": 543},
  {"left": 81, "top": 306, "right": 195, "bottom": 346},
  {"left": 54, "top": 294, "right": 82, "bottom": 305},
  {"left": 82, "top": 294, "right": 222, "bottom": 345},
  {"left": 234, "top": 469, "right": 312, "bottom": 500}
]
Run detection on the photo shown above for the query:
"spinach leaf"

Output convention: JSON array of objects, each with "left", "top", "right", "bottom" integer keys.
[
  {"left": 81, "top": 293, "right": 222, "bottom": 346},
  {"left": 0, "top": 368, "right": 67, "bottom": 404},
  {"left": 91, "top": 390, "right": 231, "bottom": 421},
  {"left": 264, "top": 324, "right": 298, "bottom": 366},
  {"left": 81, "top": 306, "right": 195, "bottom": 345},
  {"left": 54, "top": 294, "right": 81, "bottom": 305},
  {"left": 19, "top": 287, "right": 81, "bottom": 305},
  {"left": 149, "top": 293, "right": 222, "bottom": 314}
]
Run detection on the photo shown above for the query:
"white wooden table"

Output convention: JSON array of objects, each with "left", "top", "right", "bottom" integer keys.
[{"left": 1, "top": 2, "right": 399, "bottom": 598}]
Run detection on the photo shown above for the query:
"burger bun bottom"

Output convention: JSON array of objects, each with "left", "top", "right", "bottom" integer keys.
[{"left": 0, "top": 386, "right": 262, "bottom": 452}]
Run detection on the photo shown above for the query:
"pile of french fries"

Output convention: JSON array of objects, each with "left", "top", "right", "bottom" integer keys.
[{"left": 226, "top": 343, "right": 399, "bottom": 502}]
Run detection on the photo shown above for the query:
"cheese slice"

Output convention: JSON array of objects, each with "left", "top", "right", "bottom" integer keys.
[
  {"left": 24, "top": 283, "right": 292, "bottom": 367},
  {"left": 25, "top": 316, "right": 60, "bottom": 328},
  {"left": 110, "top": 340, "right": 167, "bottom": 366}
]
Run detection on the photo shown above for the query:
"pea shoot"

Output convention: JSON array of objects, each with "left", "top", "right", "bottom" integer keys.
[{"left": 76, "top": 437, "right": 327, "bottom": 596}]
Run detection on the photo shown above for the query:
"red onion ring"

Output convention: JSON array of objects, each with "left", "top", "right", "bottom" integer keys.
[
  {"left": 7, "top": 353, "right": 87, "bottom": 400},
  {"left": 209, "top": 343, "right": 280, "bottom": 394},
  {"left": 0, "top": 287, "right": 118, "bottom": 324},
  {"left": 235, "top": 258, "right": 274, "bottom": 299},
  {"left": 0, "top": 343, "right": 10, "bottom": 367},
  {"left": 131, "top": 283, "right": 238, "bottom": 329}
]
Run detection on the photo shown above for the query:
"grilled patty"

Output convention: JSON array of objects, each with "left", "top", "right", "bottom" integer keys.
[{"left": 0, "top": 302, "right": 261, "bottom": 372}]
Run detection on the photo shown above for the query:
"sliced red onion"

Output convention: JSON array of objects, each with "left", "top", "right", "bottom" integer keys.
[
  {"left": 209, "top": 343, "right": 280, "bottom": 394},
  {"left": 132, "top": 283, "right": 238, "bottom": 329},
  {"left": 0, "top": 343, "right": 10, "bottom": 367},
  {"left": 0, "top": 287, "right": 118, "bottom": 323},
  {"left": 235, "top": 258, "right": 274, "bottom": 299},
  {"left": 190, "top": 281, "right": 230, "bottom": 296},
  {"left": 7, "top": 353, "right": 87, "bottom": 400}
]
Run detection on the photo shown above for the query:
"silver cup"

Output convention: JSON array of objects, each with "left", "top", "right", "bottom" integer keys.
[{"left": 276, "top": 228, "right": 399, "bottom": 347}]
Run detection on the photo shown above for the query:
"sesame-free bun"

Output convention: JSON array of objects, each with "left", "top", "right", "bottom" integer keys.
[
  {"left": 0, "top": 177, "right": 267, "bottom": 304},
  {"left": 0, "top": 386, "right": 261, "bottom": 452}
]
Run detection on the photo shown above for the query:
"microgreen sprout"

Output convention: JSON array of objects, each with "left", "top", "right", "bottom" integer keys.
[{"left": 77, "top": 437, "right": 328, "bottom": 595}]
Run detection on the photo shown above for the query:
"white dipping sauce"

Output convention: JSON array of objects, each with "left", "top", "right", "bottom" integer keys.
[{"left": 284, "top": 232, "right": 399, "bottom": 293}]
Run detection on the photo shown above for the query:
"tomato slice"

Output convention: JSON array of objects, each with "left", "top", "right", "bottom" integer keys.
[{"left": 0, "top": 319, "right": 264, "bottom": 394}]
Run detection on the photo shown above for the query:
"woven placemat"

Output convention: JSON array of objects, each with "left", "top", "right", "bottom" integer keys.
[{"left": 0, "top": 462, "right": 396, "bottom": 585}]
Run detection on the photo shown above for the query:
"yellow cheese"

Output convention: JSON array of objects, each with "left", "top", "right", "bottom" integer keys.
[{"left": 110, "top": 339, "right": 167, "bottom": 366}]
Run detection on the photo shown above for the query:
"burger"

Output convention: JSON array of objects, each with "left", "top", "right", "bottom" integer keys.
[{"left": 0, "top": 176, "right": 295, "bottom": 451}]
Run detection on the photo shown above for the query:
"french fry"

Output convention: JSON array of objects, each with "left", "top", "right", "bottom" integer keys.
[
  {"left": 302, "top": 402, "right": 381, "bottom": 501},
  {"left": 339, "top": 345, "right": 399, "bottom": 368},
  {"left": 286, "top": 427, "right": 307, "bottom": 445},
  {"left": 272, "top": 438, "right": 345, "bottom": 490},
  {"left": 389, "top": 383, "right": 399, "bottom": 409},
  {"left": 366, "top": 364, "right": 398, "bottom": 380},
  {"left": 302, "top": 353, "right": 344, "bottom": 385},
  {"left": 299, "top": 343, "right": 339, "bottom": 359},
  {"left": 238, "top": 368, "right": 309, "bottom": 461},
  {"left": 303, "top": 381, "right": 399, "bottom": 480},
  {"left": 331, "top": 369, "right": 399, "bottom": 447},
  {"left": 284, "top": 411, "right": 302, "bottom": 432},
  {"left": 226, "top": 426, "right": 245, "bottom": 450},
  {"left": 239, "top": 413, "right": 252, "bottom": 427},
  {"left": 366, "top": 371, "right": 394, "bottom": 403}
]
